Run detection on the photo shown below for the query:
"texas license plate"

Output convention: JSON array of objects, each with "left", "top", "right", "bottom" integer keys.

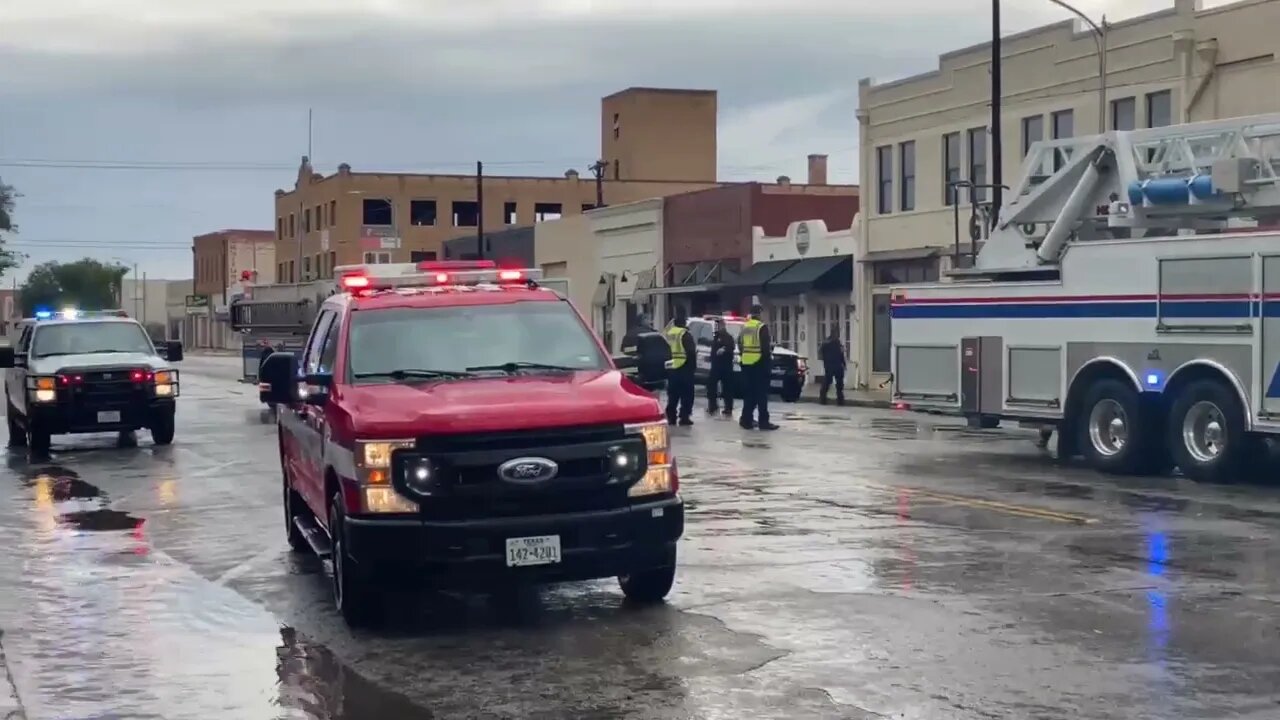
[
  {"left": 505, "top": 535, "right": 561, "bottom": 567},
  {"left": 770, "top": 380, "right": 784, "bottom": 388},
  {"left": 97, "top": 411, "right": 121, "bottom": 423}
]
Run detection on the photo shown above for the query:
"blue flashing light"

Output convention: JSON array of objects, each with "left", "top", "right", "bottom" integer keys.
[
  {"left": 1144, "top": 370, "right": 1165, "bottom": 390},
  {"left": 34, "top": 309, "right": 52, "bottom": 320}
]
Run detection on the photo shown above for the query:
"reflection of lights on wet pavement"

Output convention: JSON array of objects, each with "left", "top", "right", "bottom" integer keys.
[
  {"left": 157, "top": 478, "right": 178, "bottom": 506},
  {"left": 896, "top": 489, "right": 915, "bottom": 592},
  {"left": 31, "top": 473, "right": 59, "bottom": 532},
  {"left": 1144, "top": 527, "right": 1170, "bottom": 654}
]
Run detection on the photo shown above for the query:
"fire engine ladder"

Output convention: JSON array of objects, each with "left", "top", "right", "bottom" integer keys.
[
  {"left": 975, "top": 112, "right": 1280, "bottom": 272},
  {"left": 228, "top": 297, "right": 314, "bottom": 333}
]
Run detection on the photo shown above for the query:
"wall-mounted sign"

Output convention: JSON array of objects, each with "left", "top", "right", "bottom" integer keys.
[{"left": 795, "top": 222, "right": 811, "bottom": 256}]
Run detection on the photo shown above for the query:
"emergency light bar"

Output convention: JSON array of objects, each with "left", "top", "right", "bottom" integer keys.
[
  {"left": 31, "top": 308, "right": 129, "bottom": 321},
  {"left": 333, "top": 260, "right": 543, "bottom": 292}
]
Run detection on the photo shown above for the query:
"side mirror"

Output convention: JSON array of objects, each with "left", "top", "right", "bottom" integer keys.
[
  {"left": 0, "top": 347, "right": 13, "bottom": 368},
  {"left": 612, "top": 354, "right": 637, "bottom": 370},
  {"left": 164, "top": 340, "right": 184, "bottom": 362},
  {"left": 302, "top": 372, "right": 333, "bottom": 407},
  {"left": 260, "top": 351, "right": 299, "bottom": 405}
]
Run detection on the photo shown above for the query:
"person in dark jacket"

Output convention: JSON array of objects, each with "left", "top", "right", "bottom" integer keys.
[
  {"left": 706, "top": 317, "right": 736, "bottom": 416},
  {"left": 819, "top": 329, "right": 846, "bottom": 406},
  {"left": 664, "top": 308, "right": 698, "bottom": 426},
  {"left": 738, "top": 304, "right": 779, "bottom": 430}
]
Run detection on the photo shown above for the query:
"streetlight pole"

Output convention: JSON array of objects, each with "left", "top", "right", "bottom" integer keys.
[
  {"left": 991, "top": 0, "right": 1003, "bottom": 219},
  {"left": 1048, "top": 0, "right": 1108, "bottom": 132}
]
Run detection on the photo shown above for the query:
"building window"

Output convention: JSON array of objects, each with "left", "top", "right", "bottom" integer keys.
[
  {"left": 276, "top": 217, "right": 284, "bottom": 240},
  {"left": 409, "top": 200, "right": 437, "bottom": 226},
  {"left": 613, "top": 112, "right": 620, "bottom": 139},
  {"left": 943, "top": 132, "right": 961, "bottom": 206},
  {"left": 451, "top": 201, "right": 479, "bottom": 227},
  {"left": 362, "top": 198, "right": 393, "bottom": 226},
  {"left": 328, "top": 251, "right": 335, "bottom": 276},
  {"left": 967, "top": 128, "right": 986, "bottom": 202},
  {"left": 304, "top": 208, "right": 311, "bottom": 233},
  {"left": 898, "top": 141, "right": 915, "bottom": 212},
  {"left": 504, "top": 202, "right": 518, "bottom": 224},
  {"left": 1021, "top": 115, "right": 1043, "bottom": 157},
  {"left": 875, "top": 145, "right": 893, "bottom": 214},
  {"left": 1112, "top": 97, "right": 1136, "bottom": 131},
  {"left": 288, "top": 260, "right": 295, "bottom": 283},
  {"left": 873, "top": 258, "right": 939, "bottom": 285},
  {"left": 1146, "top": 90, "right": 1172, "bottom": 128},
  {"left": 302, "top": 255, "right": 311, "bottom": 280},
  {"left": 613, "top": 160, "right": 620, "bottom": 180},
  {"left": 534, "top": 203, "right": 562, "bottom": 222},
  {"left": 315, "top": 204, "right": 322, "bottom": 228},
  {"left": 410, "top": 251, "right": 437, "bottom": 262},
  {"left": 329, "top": 200, "right": 336, "bottom": 226},
  {"left": 288, "top": 214, "right": 295, "bottom": 237},
  {"left": 362, "top": 251, "right": 392, "bottom": 264},
  {"left": 1051, "top": 109, "right": 1074, "bottom": 139}
]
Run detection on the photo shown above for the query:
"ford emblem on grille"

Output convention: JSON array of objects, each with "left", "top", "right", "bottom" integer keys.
[{"left": 497, "top": 457, "right": 559, "bottom": 484}]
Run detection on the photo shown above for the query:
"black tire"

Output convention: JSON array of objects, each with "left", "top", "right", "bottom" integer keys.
[
  {"left": 329, "top": 493, "right": 380, "bottom": 628},
  {"left": 27, "top": 421, "right": 51, "bottom": 456},
  {"left": 284, "top": 471, "right": 309, "bottom": 553},
  {"left": 7, "top": 400, "right": 26, "bottom": 448},
  {"left": 780, "top": 379, "right": 801, "bottom": 403},
  {"left": 1076, "top": 378, "right": 1163, "bottom": 475},
  {"left": 1167, "top": 378, "right": 1252, "bottom": 483},
  {"left": 150, "top": 413, "right": 175, "bottom": 446},
  {"left": 618, "top": 561, "right": 676, "bottom": 604}
]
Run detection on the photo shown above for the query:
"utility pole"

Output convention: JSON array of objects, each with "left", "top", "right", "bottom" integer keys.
[
  {"left": 588, "top": 160, "right": 609, "bottom": 208},
  {"left": 991, "top": 0, "right": 1004, "bottom": 220},
  {"left": 476, "top": 161, "right": 485, "bottom": 260}
]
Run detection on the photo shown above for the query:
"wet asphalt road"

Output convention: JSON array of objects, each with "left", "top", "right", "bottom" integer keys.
[{"left": 2, "top": 356, "right": 1280, "bottom": 720}]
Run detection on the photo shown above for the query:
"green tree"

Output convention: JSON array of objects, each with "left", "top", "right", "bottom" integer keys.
[
  {"left": 19, "top": 258, "right": 129, "bottom": 316},
  {"left": 0, "top": 178, "right": 21, "bottom": 276}
]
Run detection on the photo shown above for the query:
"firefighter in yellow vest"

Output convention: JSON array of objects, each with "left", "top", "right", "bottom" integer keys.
[
  {"left": 664, "top": 307, "right": 697, "bottom": 426},
  {"left": 738, "top": 304, "right": 779, "bottom": 430}
]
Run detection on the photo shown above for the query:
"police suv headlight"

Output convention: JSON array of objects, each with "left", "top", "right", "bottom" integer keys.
[
  {"left": 154, "top": 370, "right": 179, "bottom": 397},
  {"left": 624, "top": 421, "right": 675, "bottom": 498},
  {"left": 27, "top": 376, "right": 57, "bottom": 403}
]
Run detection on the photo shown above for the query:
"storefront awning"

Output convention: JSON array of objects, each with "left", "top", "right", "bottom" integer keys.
[
  {"left": 763, "top": 254, "right": 853, "bottom": 296},
  {"left": 720, "top": 259, "right": 798, "bottom": 292}
]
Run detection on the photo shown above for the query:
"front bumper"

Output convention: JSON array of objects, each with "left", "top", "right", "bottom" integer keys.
[
  {"left": 27, "top": 397, "right": 175, "bottom": 434},
  {"left": 343, "top": 496, "right": 684, "bottom": 589}
]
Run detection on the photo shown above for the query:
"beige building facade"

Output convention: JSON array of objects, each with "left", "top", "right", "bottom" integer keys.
[{"left": 856, "top": 0, "right": 1280, "bottom": 391}]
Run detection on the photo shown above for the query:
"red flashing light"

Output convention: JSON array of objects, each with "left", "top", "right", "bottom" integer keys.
[
  {"left": 130, "top": 370, "right": 153, "bottom": 383},
  {"left": 497, "top": 270, "right": 523, "bottom": 281},
  {"left": 341, "top": 274, "right": 370, "bottom": 289},
  {"left": 893, "top": 402, "right": 910, "bottom": 411},
  {"left": 433, "top": 272, "right": 450, "bottom": 283}
]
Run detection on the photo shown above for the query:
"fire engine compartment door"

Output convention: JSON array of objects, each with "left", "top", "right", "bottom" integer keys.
[
  {"left": 960, "top": 336, "right": 1004, "bottom": 415},
  {"left": 1263, "top": 256, "right": 1280, "bottom": 418}
]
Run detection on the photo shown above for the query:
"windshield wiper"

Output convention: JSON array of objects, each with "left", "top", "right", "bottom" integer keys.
[
  {"left": 466, "top": 361, "right": 578, "bottom": 373},
  {"left": 353, "top": 368, "right": 473, "bottom": 380}
]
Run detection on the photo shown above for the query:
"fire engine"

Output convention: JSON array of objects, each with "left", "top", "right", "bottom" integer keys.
[{"left": 891, "top": 112, "right": 1280, "bottom": 482}]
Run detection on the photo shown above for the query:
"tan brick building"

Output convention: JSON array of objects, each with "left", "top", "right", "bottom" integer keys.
[
  {"left": 190, "top": 229, "right": 275, "bottom": 348},
  {"left": 272, "top": 87, "right": 851, "bottom": 282}
]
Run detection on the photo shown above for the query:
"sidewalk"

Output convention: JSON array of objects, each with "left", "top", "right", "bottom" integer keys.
[{"left": 796, "top": 377, "right": 894, "bottom": 409}]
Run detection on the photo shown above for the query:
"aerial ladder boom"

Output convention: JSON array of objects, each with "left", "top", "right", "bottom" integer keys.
[{"left": 970, "top": 112, "right": 1280, "bottom": 276}]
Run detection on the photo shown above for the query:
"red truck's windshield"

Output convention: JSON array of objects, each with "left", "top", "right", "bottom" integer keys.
[{"left": 347, "top": 301, "right": 610, "bottom": 381}]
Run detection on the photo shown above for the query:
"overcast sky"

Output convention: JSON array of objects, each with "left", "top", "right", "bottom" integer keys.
[{"left": 0, "top": 0, "right": 1182, "bottom": 282}]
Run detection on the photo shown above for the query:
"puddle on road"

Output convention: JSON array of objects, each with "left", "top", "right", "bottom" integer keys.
[{"left": 59, "top": 507, "right": 143, "bottom": 532}]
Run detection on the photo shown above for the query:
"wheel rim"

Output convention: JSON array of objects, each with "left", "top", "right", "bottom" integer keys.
[
  {"left": 1088, "top": 398, "right": 1129, "bottom": 457},
  {"left": 1182, "top": 400, "right": 1227, "bottom": 463}
]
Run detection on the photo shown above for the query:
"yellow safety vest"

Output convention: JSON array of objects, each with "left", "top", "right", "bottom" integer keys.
[
  {"left": 666, "top": 326, "right": 688, "bottom": 369},
  {"left": 740, "top": 318, "right": 764, "bottom": 366}
]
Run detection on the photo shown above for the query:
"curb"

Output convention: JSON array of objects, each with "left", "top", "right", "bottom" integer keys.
[{"left": 0, "top": 630, "right": 26, "bottom": 720}]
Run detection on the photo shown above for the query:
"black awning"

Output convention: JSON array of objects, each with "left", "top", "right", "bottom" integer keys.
[
  {"left": 720, "top": 259, "right": 798, "bottom": 291},
  {"left": 763, "top": 254, "right": 853, "bottom": 296}
]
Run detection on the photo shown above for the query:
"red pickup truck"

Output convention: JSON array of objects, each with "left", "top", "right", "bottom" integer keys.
[{"left": 259, "top": 260, "right": 682, "bottom": 627}]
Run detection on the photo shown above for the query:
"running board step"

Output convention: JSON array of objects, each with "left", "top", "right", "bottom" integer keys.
[{"left": 293, "top": 515, "right": 332, "bottom": 558}]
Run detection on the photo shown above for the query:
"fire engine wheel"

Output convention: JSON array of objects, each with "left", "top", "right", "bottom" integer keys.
[
  {"left": 329, "top": 493, "right": 381, "bottom": 628},
  {"left": 1078, "top": 378, "right": 1161, "bottom": 475},
  {"left": 1168, "top": 379, "right": 1251, "bottom": 483}
]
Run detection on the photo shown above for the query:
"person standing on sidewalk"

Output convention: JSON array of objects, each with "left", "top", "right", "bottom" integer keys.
[
  {"left": 738, "top": 304, "right": 779, "bottom": 431},
  {"left": 706, "top": 317, "right": 735, "bottom": 417},
  {"left": 818, "top": 329, "right": 846, "bottom": 406}
]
